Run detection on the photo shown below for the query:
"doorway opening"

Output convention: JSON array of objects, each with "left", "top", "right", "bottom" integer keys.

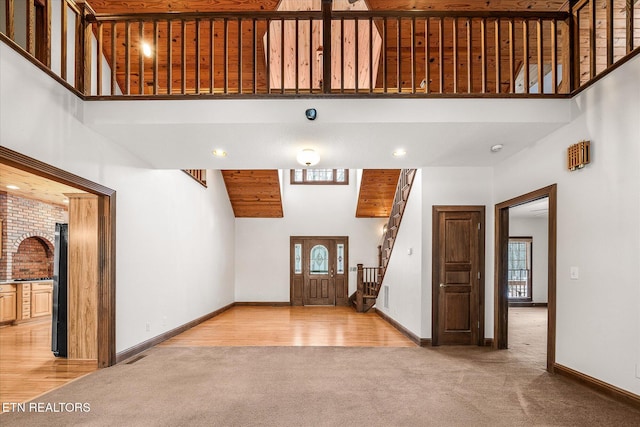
[
  {"left": 495, "top": 185, "right": 556, "bottom": 372},
  {"left": 290, "top": 236, "right": 349, "bottom": 306},
  {"left": 0, "top": 147, "right": 116, "bottom": 369}
]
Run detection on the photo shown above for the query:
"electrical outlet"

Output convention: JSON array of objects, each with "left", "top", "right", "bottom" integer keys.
[
  {"left": 145, "top": 322, "right": 151, "bottom": 332},
  {"left": 570, "top": 267, "right": 579, "bottom": 280}
]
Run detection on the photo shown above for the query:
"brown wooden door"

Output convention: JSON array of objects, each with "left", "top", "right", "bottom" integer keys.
[
  {"left": 433, "top": 208, "right": 484, "bottom": 345},
  {"left": 304, "top": 239, "right": 335, "bottom": 305},
  {"left": 291, "top": 237, "right": 348, "bottom": 306}
]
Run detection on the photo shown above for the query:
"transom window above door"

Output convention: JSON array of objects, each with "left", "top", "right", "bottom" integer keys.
[{"left": 291, "top": 169, "right": 349, "bottom": 185}]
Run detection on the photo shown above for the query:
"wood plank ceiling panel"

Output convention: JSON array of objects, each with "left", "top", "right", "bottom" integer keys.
[
  {"left": 221, "top": 170, "right": 284, "bottom": 218},
  {"left": 0, "top": 163, "right": 85, "bottom": 206},
  {"left": 356, "top": 169, "right": 400, "bottom": 218},
  {"left": 89, "top": 1, "right": 567, "bottom": 14}
]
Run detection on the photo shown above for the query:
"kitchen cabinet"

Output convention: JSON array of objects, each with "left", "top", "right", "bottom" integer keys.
[
  {"left": 14, "top": 281, "right": 53, "bottom": 323},
  {"left": 0, "top": 284, "right": 17, "bottom": 323},
  {"left": 31, "top": 282, "right": 53, "bottom": 318}
]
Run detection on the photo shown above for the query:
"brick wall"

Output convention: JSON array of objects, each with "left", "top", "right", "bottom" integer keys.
[{"left": 0, "top": 192, "right": 67, "bottom": 281}]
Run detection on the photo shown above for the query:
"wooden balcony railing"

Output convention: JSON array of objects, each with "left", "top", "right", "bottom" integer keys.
[{"left": 0, "top": 1, "right": 638, "bottom": 99}]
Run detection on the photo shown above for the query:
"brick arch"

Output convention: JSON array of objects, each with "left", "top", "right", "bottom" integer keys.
[
  {"left": 11, "top": 234, "right": 56, "bottom": 279},
  {"left": 13, "top": 232, "right": 55, "bottom": 252}
]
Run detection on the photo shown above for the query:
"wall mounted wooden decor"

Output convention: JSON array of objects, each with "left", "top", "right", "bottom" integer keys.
[{"left": 567, "top": 141, "right": 591, "bottom": 171}]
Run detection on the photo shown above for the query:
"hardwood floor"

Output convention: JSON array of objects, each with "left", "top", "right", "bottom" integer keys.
[
  {"left": 160, "top": 306, "right": 417, "bottom": 347},
  {"left": 0, "top": 321, "right": 97, "bottom": 411}
]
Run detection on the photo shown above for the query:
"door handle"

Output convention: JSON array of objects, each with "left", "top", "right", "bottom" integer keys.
[{"left": 439, "top": 283, "right": 447, "bottom": 288}]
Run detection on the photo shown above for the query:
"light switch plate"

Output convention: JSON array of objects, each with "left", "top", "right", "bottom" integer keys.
[{"left": 570, "top": 267, "right": 579, "bottom": 280}]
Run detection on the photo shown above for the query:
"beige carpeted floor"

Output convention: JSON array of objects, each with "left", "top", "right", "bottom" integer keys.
[{"left": 1, "top": 307, "right": 639, "bottom": 426}]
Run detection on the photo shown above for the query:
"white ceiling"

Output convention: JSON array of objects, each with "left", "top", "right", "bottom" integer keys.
[
  {"left": 84, "top": 97, "right": 573, "bottom": 169},
  {"left": 510, "top": 198, "right": 549, "bottom": 219}
]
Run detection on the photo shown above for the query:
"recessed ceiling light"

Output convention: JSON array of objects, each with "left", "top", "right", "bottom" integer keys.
[
  {"left": 212, "top": 149, "right": 227, "bottom": 157},
  {"left": 393, "top": 149, "right": 407, "bottom": 157},
  {"left": 6, "top": 184, "right": 19, "bottom": 190},
  {"left": 490, "top": 144, "right": 504, "bottom": 152}
]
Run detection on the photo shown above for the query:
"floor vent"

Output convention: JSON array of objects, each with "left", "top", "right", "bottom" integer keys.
[{"left": 125, "top": 354, "right": 147, "bottom": 365}]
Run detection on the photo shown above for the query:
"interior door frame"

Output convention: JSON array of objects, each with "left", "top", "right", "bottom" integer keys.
[
  {"left": 290, "top": 236, "right": 349, "bottom": 306},
  {"left": 494, "top": 184, "right": 557, "bottom": 372},
  {"left": 432, "top": 205, "right": 486, "bottom": 346},
  {"left": 0, "top": 146, "right": 116, "bottom": 368}
]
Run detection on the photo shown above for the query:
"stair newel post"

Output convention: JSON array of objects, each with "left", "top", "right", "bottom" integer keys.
[{"left": 356, "top": 263, "right": 364, "bottom": 312}]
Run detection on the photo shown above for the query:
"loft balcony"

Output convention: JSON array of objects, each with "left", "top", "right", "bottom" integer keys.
[{"left": 0, "top": 0, "right": 638, "bottom": 99}]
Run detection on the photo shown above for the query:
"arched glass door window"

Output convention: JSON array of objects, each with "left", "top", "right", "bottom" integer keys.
[{"left": 310, "top": 245, "right": 329, "bottom": 274}]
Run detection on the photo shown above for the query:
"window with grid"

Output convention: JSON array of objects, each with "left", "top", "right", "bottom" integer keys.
[
  {"left": 507, "top": 238, "right": 532, "bottom": 301},
  {"left": 290, "top": 169, "right": 348, "bottom": 185}
]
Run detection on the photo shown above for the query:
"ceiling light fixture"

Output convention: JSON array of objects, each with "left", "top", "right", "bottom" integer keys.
[
  {"left": 297, "top": 149, "right": 320, "bottom": 167},
  {"left": 393, "top": 149, "right": 407, "bottom": 157},
  {"left": 142, "top": 42, "right": 152, "bottom": 58},
  {"left": 212, "top": 149, "right": 227, "bottom": 157},
  {"left": 6, "top": 184, "right": 19, "bottom": 190},
  {"left": 490, "top": 144, "right": 504, "bottom": 152}
]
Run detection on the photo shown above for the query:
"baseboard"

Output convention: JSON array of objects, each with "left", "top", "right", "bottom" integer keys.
[
  {"left": 375, "top": 309, "right": 431, "bottom": 347},
  {"left": 554, "top": 363, "right": 640, "bottom": 410},
  {"left": 115, "top": 302, "right": 235, "bottom": 364},
  {"left": 484, "top": 338, "right": 494, "bottom": 346},
  {"left": 508, "top": 302, "right": 548, "bottom": 308},
  {"left": 234, "top": 302, "right": 291, "bottom": 307}
]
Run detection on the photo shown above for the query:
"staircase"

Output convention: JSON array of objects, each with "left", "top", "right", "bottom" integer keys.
[{"left": 352, "top": 169, "right": 417, "bottom": 312}]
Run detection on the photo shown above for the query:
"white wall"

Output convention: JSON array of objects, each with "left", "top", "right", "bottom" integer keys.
[
  {"left": 510, "top": 216, "right": 549, "bottom": 303},
  {"left": 377, "top": 170, "right": 423, "bottom": 337},
  {"left": 493, "top": 55, "right": 640, "bottom": 395},
  {"left": 234, "top": 170, "right": 385, "bottom": 302},
  {"left": 0, "top": 42, "right": 236, "bottom": 353}
]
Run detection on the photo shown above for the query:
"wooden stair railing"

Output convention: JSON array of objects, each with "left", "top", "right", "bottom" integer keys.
[{"left": 352, "top": 168, "right": 417, "bottom": 312}]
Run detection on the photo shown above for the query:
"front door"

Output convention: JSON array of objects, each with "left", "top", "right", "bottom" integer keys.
[
  {"left": 290, "top": 237, "right": 348, "bottom": 306},
  {"left": 432, "top": 207, "right": 485, "bottom": 345}
]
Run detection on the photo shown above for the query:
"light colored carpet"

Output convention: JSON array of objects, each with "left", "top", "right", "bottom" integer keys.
[{"left": 1, "top": 345, "right": 639, "bottom": 426}]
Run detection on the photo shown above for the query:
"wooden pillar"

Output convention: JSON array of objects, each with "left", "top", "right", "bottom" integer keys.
[
  {"left": 66, "top": 193, "right": 99, "bottom": 360},
  {"left": 74, "top": 0, "right": 95, "bottom": 95},
  {"left": 321, "top": 0, "right": 332, "bottom": 93}
]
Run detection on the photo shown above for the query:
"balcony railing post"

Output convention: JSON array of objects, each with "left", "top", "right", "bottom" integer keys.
[
  {"left": 321, "top": 0, "right": 332, "bottom": 93},
  {"left": 75, "top": 0, "right": 95, "bottom": 95}
]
